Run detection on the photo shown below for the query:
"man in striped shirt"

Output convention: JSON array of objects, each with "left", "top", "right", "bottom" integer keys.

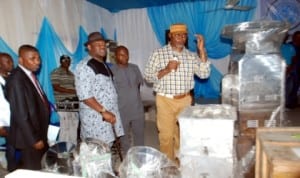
[
  {"left": 144, "top": 23, "right": 210, "bottom": 165},
  {"left": 51, "top": 55, "right": 77, "bottom": 102}
]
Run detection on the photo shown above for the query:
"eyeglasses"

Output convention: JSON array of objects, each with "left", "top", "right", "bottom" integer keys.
[{"left": 172, "top": 33, "right": 187, "bottom": 38}]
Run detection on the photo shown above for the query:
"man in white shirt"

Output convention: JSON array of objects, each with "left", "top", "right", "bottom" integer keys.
[
  {"left": 0, "top": 53, "right": 14, "bottom": 136},
  {"left": 0, "top": 77, "right": 10, "bottom": 135},
  {"left": 0, "top": 52, "right": 14, "bottom": 172}
]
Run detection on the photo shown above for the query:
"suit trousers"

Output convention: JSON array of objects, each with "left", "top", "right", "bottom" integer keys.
[
  {"left": 155, "top": 94, "right": 192, "bottom": 162},
  {"left": 120, "top": 118, "right": 145, "bottom": 155},
  {"left": 20, "top": 145, "right": 48, "bottom": 170}
]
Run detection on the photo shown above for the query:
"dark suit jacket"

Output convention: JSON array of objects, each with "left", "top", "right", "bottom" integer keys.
[{"left": 6, "top": 66, "right": 50, "bottom": 149}]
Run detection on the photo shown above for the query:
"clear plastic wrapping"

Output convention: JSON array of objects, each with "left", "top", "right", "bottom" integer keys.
[
  {"left": 222, "top": 74, "right": 239, "bottom": 107},
  {"left": 178, "top": 104, "right": 237, "bottom": 178},
  {"left": 73, "top": 138, "right": 116, "bottom": 178},
  {"left": 221, "top": 21, "right": 289, "bottom": 112},
  {"left": 118, "top": 146, "right": 180, "bottom": 178},
  {"left": 41, "top": 142, "right": 76, "bottom": 175},
  {"left": 42, "top": 139, "right": 116, "bottom": 177}
]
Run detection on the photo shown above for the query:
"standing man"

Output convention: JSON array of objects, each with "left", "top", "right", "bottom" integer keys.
[
  {"left": 75, "top": 32, "right": 124, "bottom": 147},
  {"left": 0, "top": 53, "right": 16, "bottom": 172},
  {"left": 6, "top": 45, "right": 50, "bottom": 170},
  {"left": 0, "top": 53, "right": 14, "bottom": 137},
  {"left": 51, "top": 55, "right": 77, "bottom": 102},
  {"left": 51, "top": 55, "right": 79, "bottom": 144},
  {"left": 111, "top": 45, "right": 145, "bottom": 155},
  {"left": 144, "top": 23, "right": 211, "bottom": 164},
  {"left": 286, "top": 31, "right": 300, "bottom": 109}
]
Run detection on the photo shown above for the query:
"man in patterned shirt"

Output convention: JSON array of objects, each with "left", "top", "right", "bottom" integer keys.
[
  {"left": 144, "top": 23, "right": 211, "bottom": 164},
  {"left": 74, "top": 32, "right": 124, "bottom": 147}
]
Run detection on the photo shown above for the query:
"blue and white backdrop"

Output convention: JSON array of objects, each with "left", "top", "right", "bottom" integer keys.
[{"left": 4, "top": 0, "right": 294, "bottom": 123}]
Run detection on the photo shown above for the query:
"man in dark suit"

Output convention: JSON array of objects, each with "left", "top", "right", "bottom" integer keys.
[{"left": 6, "top": 44, "right": 50, "bottom": 170}]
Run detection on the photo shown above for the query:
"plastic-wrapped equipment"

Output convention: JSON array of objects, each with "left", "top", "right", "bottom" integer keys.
[
  {"left": 221, "top": 21, "right": 289, "bottom": 112},
  {"left": 178, "top": 104, "right": 237, "bottom": 178},
  {"left": 119, "top": 146, "right": 180, "bottom": 178},
  {"left": 72, "top": 138, "right": 116, "bottom": 178},
  {"left": 42, "top": 138, "right": 116, "bottom": 178},
  {"left": 42, "top": 142, "right": 76, "bottom": 175}
]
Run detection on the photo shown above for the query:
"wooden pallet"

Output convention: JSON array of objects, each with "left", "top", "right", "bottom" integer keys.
[{"left": 255, "top": 127, "right": 300, "bottom": 178}]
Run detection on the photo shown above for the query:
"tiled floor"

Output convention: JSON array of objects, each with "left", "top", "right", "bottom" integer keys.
[{"left": 144, "top": 119, "right": 159, "bottom": 150}]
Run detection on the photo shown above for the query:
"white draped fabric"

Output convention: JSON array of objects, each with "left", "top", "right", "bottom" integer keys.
[
  {"left": 0, "top": 0, "right": 109, "bottom": 52},
  {"left": 114, "top": 9, "right": 161, "bottom": 99}
]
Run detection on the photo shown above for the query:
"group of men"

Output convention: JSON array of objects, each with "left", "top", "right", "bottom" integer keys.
[{"left": 0, "top": 23, "right": 211, "bottom": 171}]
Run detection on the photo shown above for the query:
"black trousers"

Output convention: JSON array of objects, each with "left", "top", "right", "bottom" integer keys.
[
  {"left": 6, "top": 144, "right": 18, "bottom": 172},
  {"left": 19, "top": 146, "right": 47, "bottom": 170},
  {"left": 3, "top": 127, "right": 18, "bottom": 172}
]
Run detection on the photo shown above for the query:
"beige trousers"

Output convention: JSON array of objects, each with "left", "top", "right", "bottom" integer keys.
[{"left": 155, "top": 94, "right": 192, "bottom": 162}]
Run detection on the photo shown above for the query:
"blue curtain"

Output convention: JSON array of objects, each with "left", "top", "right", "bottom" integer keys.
[
  {"left": 100, "top": 27, "right": 109, "bottom": 39},
  {"left": 35, "top": 18, "right": 89, "bottom": 123},
  {"left": 35, "top": 18, "right": 70, "bottom": 123},
  {"left": 113, "top": 29, "right": 118, "bottom": 41},
  {"left": 147, "top": 0, "right": 256, "bottom": 99},
  {"left": 281, "top": 43, "right": 296, "bottom": 65},
  {"left": 71, "top": 26, "right": 89, "bottom": 71},
  {"left": 194, "top": 65, "right": 223, "bottom": 98}
]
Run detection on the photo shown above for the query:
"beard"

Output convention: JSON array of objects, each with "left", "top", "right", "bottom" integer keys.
[{"left": 173, "top": 43, "right": 185, "bottom": 50}]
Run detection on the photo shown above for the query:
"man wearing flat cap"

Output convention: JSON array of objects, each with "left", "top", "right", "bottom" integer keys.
[
  {"left": 144, "top": 23, "right": 211, "bottom": 165},
  {"left": 74, "top": 32, "right": 124, "bottom": 146}
]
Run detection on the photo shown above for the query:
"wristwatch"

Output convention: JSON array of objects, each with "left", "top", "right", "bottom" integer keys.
[{"left": 99, "top": 107, "right": 106, "bottom": 113}]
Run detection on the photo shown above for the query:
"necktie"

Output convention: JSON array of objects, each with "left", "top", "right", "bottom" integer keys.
[{"left": 31, "top": 73, "right": 49, "bottom": 110}]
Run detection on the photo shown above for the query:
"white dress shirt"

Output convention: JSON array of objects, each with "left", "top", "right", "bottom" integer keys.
[{"left": 0, "top": 76, "right": 10, "bottom": 126}]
